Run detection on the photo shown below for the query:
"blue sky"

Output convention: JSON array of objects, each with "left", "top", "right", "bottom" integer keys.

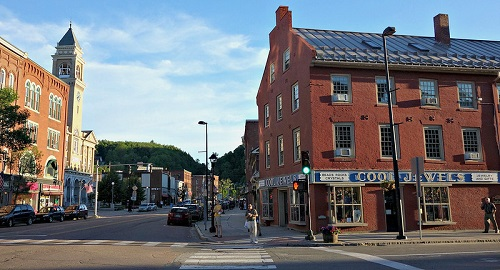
[{"left": 1, "top": 1, "right": 499, "bottom": 163}]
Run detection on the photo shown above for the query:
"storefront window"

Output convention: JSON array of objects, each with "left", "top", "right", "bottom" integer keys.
[
  {"left": 331, "top": 186, "right": 363, "bottom": 223},
  {"left": 422, "top": 186, "right": 451, "bottom": 222},
  {"left": 261, "top": 189, "right": 273, "bottom": 219},
  {"left": 290, "top": 190, "right": 305, "bottom": 223}
]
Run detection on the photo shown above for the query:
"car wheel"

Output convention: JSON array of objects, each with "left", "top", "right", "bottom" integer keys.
[
  {"left": 83, "top": 214, "right": 87, "bottom": 220},
  {"left": 26, "top": 217, "right": 33, "bottom": 225},
  {"left": 7, "top": 219, "right": 13, "bottom": 227},
  {"left": 59, "top": 215, "right": 64, "bottom": 222},
  {"left": 48, "top": 216, "right": 53, "bottom": 223}
]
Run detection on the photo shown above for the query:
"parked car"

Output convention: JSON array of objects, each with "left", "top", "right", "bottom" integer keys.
[
  {"left": 36, "top": 206, "right": 65, "bottom": 223},
  {"left": 64, "top": 204, "right": 88, "bottom": 220},
  {"left": 184, "top": 204, "right": 203, "bottom": 221},
  {"left": 167, "top": 207, "right": 192, "bottom": 226},
  {"left": 138, "top": 203, "right": 149, "bottom": 212},
  {"left": 147, "top": 203, "right": 158, "bottom": 211},
  {"left": 0, "top": 204, "right": 36, "bottom": 227}
]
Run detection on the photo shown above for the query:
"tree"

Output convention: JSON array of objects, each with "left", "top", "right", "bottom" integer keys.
[
  {"left": 121, "top": 176, "right": 145, "bottom": 206},
  {"left": 219, "top": 178, "right": 236, "bottom": 200},
  {"left": 9, "top": 146, "right": 43, "bottom": 202},
  {"left": 0, "top": 87, "right": 32, "bottom": 152},
  {"left": 97, "top": 170, "right": 121, "bottom": 205}
]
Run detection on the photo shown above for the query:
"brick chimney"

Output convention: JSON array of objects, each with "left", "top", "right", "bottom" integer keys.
[
  {"left": 276, "top": 6, "right": 292, "bottom": 29},
  {"left": 434, "top": 14, "right": 450, "bottom": 45}
]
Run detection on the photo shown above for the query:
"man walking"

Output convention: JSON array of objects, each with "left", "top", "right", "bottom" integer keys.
[
  {"left": 246, "top": 203, "right": 259, "bottom": 244},
  {"left": 481, "top": 197, "right": 498, "bottom": 233}
]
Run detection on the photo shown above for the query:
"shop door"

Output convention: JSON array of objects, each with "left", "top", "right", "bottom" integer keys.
[
  {"left": 278, "top": 190, "right": 288, "bottom": 227},
  {"left": 384, "top": 189, "right": 398, "bottom": 232}
]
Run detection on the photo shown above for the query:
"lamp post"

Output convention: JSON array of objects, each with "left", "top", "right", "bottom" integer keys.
[
  {"left": 209, "top": 153, "right": 217, "bottom": 233},
  {"left": 382, "top": 26, "right": 406, "bottom": 240},
  {"left": 198, "top": 120, "right": 209, "bottom": 231},
  {"left": 111, "top": 181, "right": 115, "bottom": 210}
]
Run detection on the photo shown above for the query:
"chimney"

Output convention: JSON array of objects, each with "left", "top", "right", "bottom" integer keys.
[
  {"left": 276, "top": 6, "right": 292, "bottom": 29},
  {"left": 434, "top": 14, "right": 450, "bottom": 45}
]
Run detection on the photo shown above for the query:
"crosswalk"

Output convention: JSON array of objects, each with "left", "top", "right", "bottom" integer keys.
[{"left": 180, "top": 245, "right": 276, "bottom": 269}]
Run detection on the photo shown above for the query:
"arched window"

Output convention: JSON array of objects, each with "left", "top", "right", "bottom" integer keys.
[
  {"left": 76, "top": 65, "right": 81, "bottom": 80},
  {"left": 35, "top": 86, "right": 41, "bottom": 111},
  {"left": 56, "top": 97, "right": 62, "bottom": 120},
  {"left": 8, "top": 73, "right": 14, "bottom": 88},
  {"left": 0, "top": 69, "right": 5, "bottom": 87},
  {"left": 49, "top": 94, "right": 54, "bottom": 118},
  {"left": 58, "top": 63, "right": 71, "bottom": 77},
  {"left": 25, "top": 80, "right": 30, "bottom": 106}
]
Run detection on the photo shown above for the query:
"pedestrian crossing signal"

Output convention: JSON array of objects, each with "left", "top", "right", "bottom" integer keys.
[
  {"left": 292, "top": 180, "right": 306, "bottom": 192},
  {"left": 293, "top": 181, "right": 300, "bottom": 191}
]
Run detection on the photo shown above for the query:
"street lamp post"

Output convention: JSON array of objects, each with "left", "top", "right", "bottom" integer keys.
[
  {"left": 198, "top": 120, "right": 209, "bottom": 231},
  {"left": 209, "top": 153, "right": 218, "bottom": 233},
  {"left": 382, "top": 26, "right": 406, "bottom": 240},
  {"left": 111, "top": 181, "right": 115, "bottom": 210}
]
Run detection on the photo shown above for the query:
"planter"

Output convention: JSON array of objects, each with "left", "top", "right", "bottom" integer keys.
[{"left": 322, "top": 233, "right": 339, "bottom": 243}]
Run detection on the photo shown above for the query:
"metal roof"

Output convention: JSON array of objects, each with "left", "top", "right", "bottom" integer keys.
[
  {"left": 294, "top": 28, "right": 500, "bottom": 70},
  {"left": 58, "top": 26, "right": 81, "bottom": 48}
]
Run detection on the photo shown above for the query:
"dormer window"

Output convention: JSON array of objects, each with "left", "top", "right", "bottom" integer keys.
[{"left": 59, "top": 63, "right": 71, "bottom": 78}]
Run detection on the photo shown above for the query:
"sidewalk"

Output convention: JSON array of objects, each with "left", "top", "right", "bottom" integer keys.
[{"left": 194, "top": 208, "right": 500, "bottom": 247}]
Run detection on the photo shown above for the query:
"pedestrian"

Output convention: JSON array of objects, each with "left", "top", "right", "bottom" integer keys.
[
  {"left": 481, "top": 197, "right": 498, "bottom": 233},
  {"left": 127, "top": 200, "right": 132, "bottom": 212},
  {"left": 246, "top": 203, "right": 259, "bottom": 244},
  {"left": 213, "top": 200, "right": 223, "bottom": 238}
]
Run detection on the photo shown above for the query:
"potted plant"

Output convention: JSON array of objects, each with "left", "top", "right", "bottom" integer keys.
[{"left": 320, "top": 225, "right": 341, "bottom": 243}]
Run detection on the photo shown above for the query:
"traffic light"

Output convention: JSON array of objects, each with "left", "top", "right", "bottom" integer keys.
[
  {"left": 293, "top": 180, "right": 307, "bottom": 192},
  {"left": 301, "top": 151, "right": 310, "bottom": 174}
]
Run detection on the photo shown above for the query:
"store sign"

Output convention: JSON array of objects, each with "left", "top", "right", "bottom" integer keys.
[
  {"left": 259, "top": 173, "right": 300, "bottom": 188},
  {"left": 315, "top": 171, "right": 500, "bottom": 183}
]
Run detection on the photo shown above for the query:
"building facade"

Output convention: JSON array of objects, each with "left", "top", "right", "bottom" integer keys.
[
  {"left": 0, "top": 36, "right": 68, "bottom": 209},
  {"left": 256, "top": 6, "right": 500, "bottom": 233},
  {"left": 51, "top": 25, "right": 98, "bottom": 207}
]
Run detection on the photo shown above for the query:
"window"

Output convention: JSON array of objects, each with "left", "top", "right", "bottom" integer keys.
[
  {"left": 457, "top": 82, "right": 475, "bottom": 108},
  {"left": 420, "top": 79, "right": 439, "bottom": 106},
  {"left": 270, "top": 63, "right": 275, "bottom": 83},
  {"left": 293, "top": 128, "right": 300, "bottom": 162},
  {"left": 24, "top": 80, "right": 40, "bottom": 112},
  {"left": 0, "top": 69, "right": 5, "bottom": 86},
  {"left": 49, "top": 94, "right": 63, "bottom": 121},
  {"left": 261, "top": 189, "right": 273, "bottom": 219},
  {"left": 264, "top": 104, "right": 270, "bottom": 127},
  {"left": 332, "top": 75, "right": 351, "bottom": 102},
  {"left": 277, "top": 135, "right": 284, "bottom": 166},
  {"left": 379, "top": 124, "right": 400, "bottom": 159},
  {"left": 8, "top": 73, "right": 14, "bottom": 88},
  {"left": 76, "top": 65, "right": 81, "bottom": 80},
  {"left": 283, "top": 48, "right": 290, "bottom": 71},
  {"left": 290, "top": 190, "right": 305, "bottom": 223},
  {"left": 47, "top": 129, "right": 60, "bottom": 150},
  {"left": 276, "top": 94, "right": 282, "bottom": 121},
  {"left": 463, "top": 128, "right": 481, "bottom": 160},
  {"left": 376, "top": 76, "right": 395, "bottom": 104},
  {"left": 424, "top": 126, "right": 443, "bottom": 160},
  {"left": 265, "top": 141, "right": 270, "bottom": 168},
  {"left": 73, "top": 138, "right": 79, "bottom": 154},
  {"left": 25, "top": 121, "right": 38, "bottom": 144},
  {"left": 332, "top": 186, "right": 363, "bottom": 223},
  {"left": 59, "top": 63, "right": 71, "bottom": 77},
  {"left": 334, "top": 123, "right": 354, "bottom": 157},
  {"left": 292, "top": 83, "right": 299, "bottom": 111},
  {"left": 422, "top": 186, "right": 451, "bottom": 222}
]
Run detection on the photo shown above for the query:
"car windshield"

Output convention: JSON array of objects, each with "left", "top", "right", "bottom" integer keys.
[
  {"left": 171, "top": 208, "right": 187, "bottom": 213},
  {"left": 186, "top": 205, "right": 197, "bottom": 210},
  {"left": 140, "top": 204, "right": 148, "bottom": 207},
  {"left": 0, "top": 205, "right": 14, "bottom": 213}
]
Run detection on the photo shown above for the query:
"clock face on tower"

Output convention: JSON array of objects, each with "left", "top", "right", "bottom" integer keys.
[{"left": 76, "top": 91, "right": 81, "bottom": 102}]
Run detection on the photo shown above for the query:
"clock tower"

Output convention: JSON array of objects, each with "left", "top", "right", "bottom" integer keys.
[{"left": 52, "top": 23, "right": 97, "bottom": 207}]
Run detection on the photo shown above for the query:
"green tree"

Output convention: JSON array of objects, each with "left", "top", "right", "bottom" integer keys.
[
  {"left": 121, "top": 176, "right": 145, "bottom": 206},
  {"left": 98, "top": 170, "right": 122, "bottom": 205},
  {"left": 10, "top": 146, "right": 43, "bottom": 202},
  {"left": 0, "top": 87, "right": 31, "bottom": 151}
]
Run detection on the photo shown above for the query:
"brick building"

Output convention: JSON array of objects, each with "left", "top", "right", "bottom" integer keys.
[
  {"left": 255, "top": 6, "right": 500, "bottom": 233},
  {"left": 0, "top": 36, "right": 68, "bottom": 209}
]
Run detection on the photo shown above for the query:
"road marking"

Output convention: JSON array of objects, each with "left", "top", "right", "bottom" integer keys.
[
  {"left": 55, "top": 239, "right": 81, "bottom": 245},
  {"left": 143, "top": 241, "right": 161, "bottom": 246},
  {"left": 180, "top": 247, "right": 276, "bottom": 269},
  {"left": 3, "top": 239, "right": 31, "bottom": 244},
  {"left": 171, "top": 242, "right": 188, "bottom": 248},
  {"left": 180, "top": 266, "right": 276, "bottom": 269},
  {"left": 312, "top": 247, "right": 423, "bottom": 270},
  {"left": 32, "top": 239, "right": 54, "bottom": 244},
  {"left": 84, "top": 240, "right": 108, "bottom": 245},
  {"left": 113, "top": 241, "right": 135, "bottom": 246},
  {"left": 383, "top": 250, "right": 500, "bottom": 257}
]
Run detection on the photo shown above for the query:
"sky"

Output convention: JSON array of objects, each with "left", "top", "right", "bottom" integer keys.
[{"left": 1, "top": 1, "right": 499, "bottom": 164}]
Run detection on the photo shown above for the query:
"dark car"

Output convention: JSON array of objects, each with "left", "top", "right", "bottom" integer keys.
[
  {"left": 64, "top": 204, "right": 88, "bottom": 220},
  {"left": 0, "top": 204, "right": 36, "bottom": 227},
  {"left": 167, "top": 207, "right": 192, "bottom": 226},
  {"left": 36, "top": 206, "right": 65, "bottom": 223},
  {"left": 184, "top": 204, "right": 203, "bottom": 221}
]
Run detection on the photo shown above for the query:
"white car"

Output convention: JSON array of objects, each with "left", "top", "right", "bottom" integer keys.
[
  {"left": 147, "top": 203, "right": 158, "bottom": 211},
  {"left": 138, "top": 203, "right": 149, "bottom": 212}
]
